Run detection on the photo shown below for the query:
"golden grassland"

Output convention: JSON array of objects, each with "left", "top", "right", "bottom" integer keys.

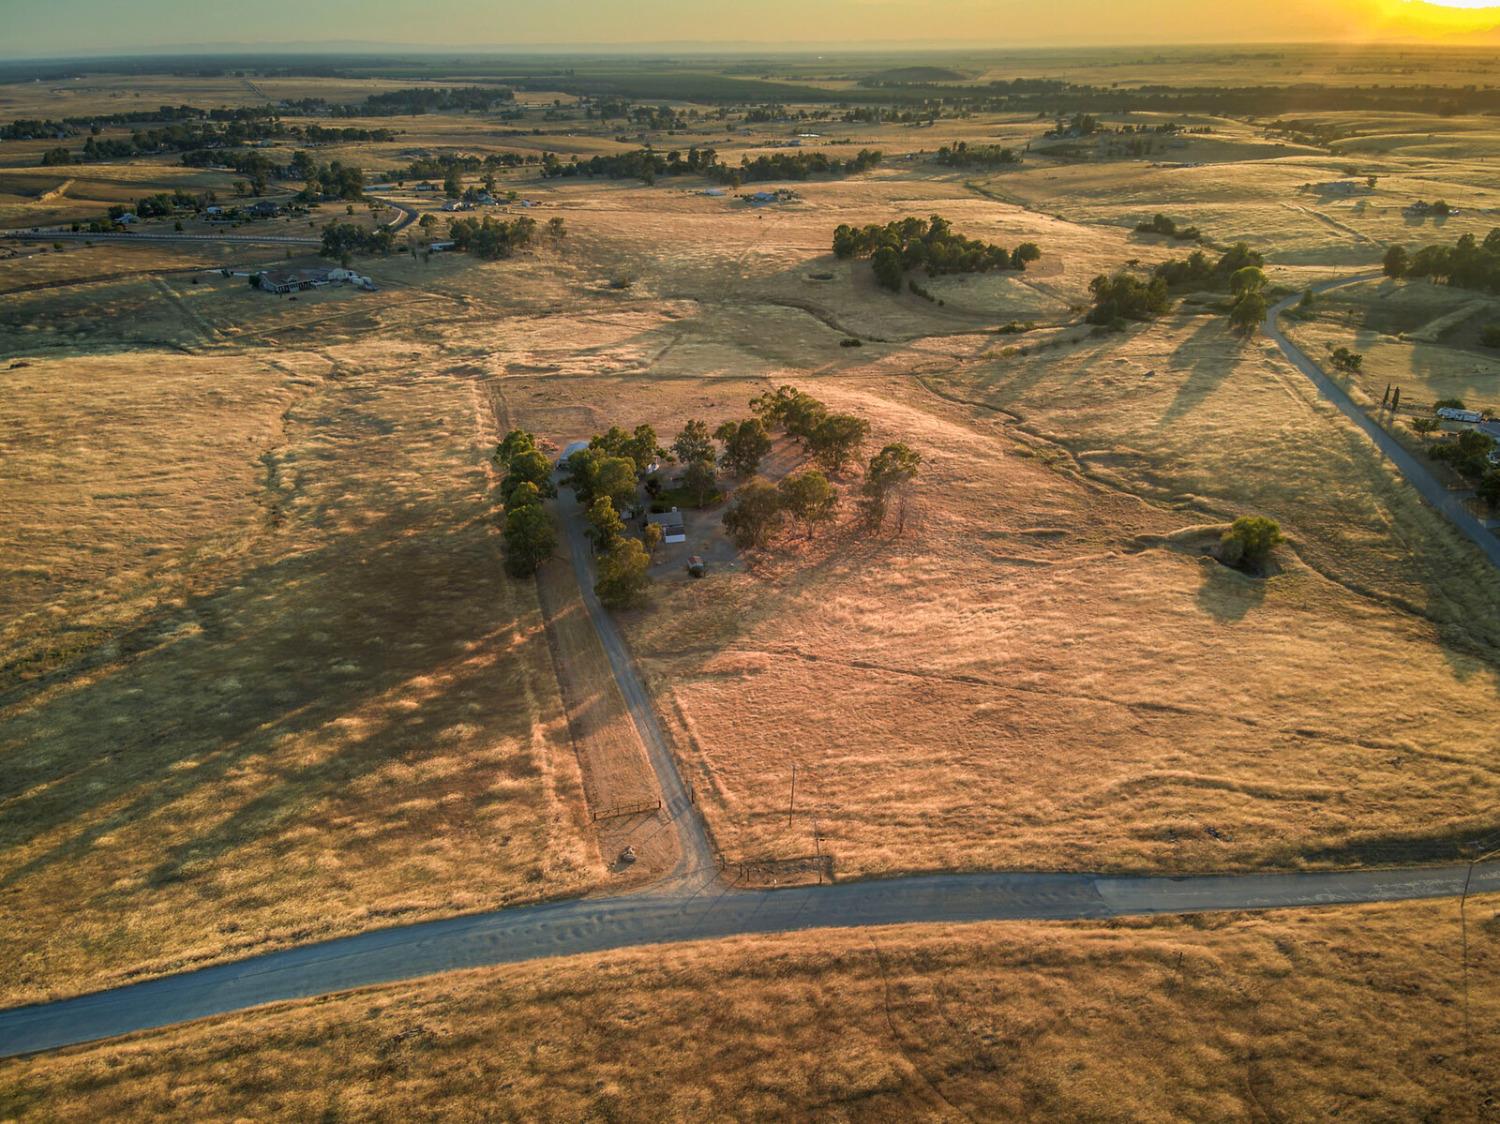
[
  {"left": 2, "top": 894, "right": 1495, "bottom": 1122},
  {"left": 0, "top": 267, "right": 610, "bottom": 1006},
  {"left": 4, "top": 87, "right": 1500, "bottom": 1017},
  {"left": 1284, "top": 279, "right": 1500, "bottom": 414}
]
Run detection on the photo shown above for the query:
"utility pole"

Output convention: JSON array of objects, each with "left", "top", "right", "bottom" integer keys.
[{"left": 1459, "top": 841, "right": 1499, "bottom": 1077}]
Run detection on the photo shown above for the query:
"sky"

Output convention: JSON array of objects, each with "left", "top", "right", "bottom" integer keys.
[{"left": 5, "top": 0, "right": 1500, "bottom": 56}]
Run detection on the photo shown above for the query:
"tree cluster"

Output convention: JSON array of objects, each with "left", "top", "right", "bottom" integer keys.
[
  {"left": 832, "top": 214, "right": 1039, "bottom": 292},
  {"left": 1135, "top": 213, "right": 1202, "bottom": 241},
  {"left": 446, "top": 215, "right": 537, "bottom": 260},
  {"left": 932, "top": 142, "right": 1020, "bottom": 169},
  {"left": 319, "top": 222, "right": 394, "bottom": 258},
  {"left": 336, "top": 87, "right": 515, "bottom": 117},
  {"left": 1382, "top": 229, "right": 1500, "bottom": 294},
  {"left": 495, "top": 430, "right": 557, "bottom": 578},
  {"left": 541, "top": 146, "right": 880, "bottom": 186},
  {"left": 750, "top": 385, "right": 871, "bottom": 473}
]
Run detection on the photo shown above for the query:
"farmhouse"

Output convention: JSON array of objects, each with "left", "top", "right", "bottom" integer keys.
[
  {"left": 253, "top": 267, "right": 376, "bottom": 294},
  {"left": 647, "top": 508, "right": 687, "bottom": 544}
]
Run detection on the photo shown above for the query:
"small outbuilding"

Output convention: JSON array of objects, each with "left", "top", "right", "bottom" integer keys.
[{"left": 647, "top": 508, "right": 687, "bottom": 544}]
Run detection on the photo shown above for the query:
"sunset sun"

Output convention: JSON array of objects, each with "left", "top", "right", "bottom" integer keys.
[{"left": 1376, "top": 0, "right": 1500, "bottom": 34}]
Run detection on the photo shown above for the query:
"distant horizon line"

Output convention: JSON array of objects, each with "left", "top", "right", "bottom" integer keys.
[{"left": 5, "top": 36, "right": 1497, "bottom": 62}]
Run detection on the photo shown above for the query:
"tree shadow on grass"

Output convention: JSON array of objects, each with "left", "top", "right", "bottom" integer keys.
[{"left": 0, "top": 505, "right": 533, "bottom": 893}]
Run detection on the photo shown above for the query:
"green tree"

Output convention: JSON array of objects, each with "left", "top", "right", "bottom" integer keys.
[
  {"left": 501, "top": 448, "right": 555, "bottom": 505},
  {"left": 1229, "top": 291, "right": 1267, "bottom": 335},
  {"left": 872, "top": 244, "right": 904, "bottom": 292},
  {"left": 750, "top": 385, "right": 826, "bottom": 439},
  {"left": 807, "top": 413, "right": 871, "bottom": 474},
  {"left": 1409, "top": 416, "right": 1440, "bottom": 436},
  {"left": 860, "top": 442, "right": 922, "bottom": 530},
  {"left": 1229, "top": 266, "right": 1267, "bottom": 297},
  {"left": 777, "top": 470, "right": 836, "bottom": 537},
  {"left": 503, "top": 503, "right": 556, "bottom": 577},
  {"left": 418, "top": 213, "right": 438, "bottom": 231},
  {"left": 1219, "top": 516, "right": 1284, "bottom": 572},
  {"left": 595, "top": 456, "right": 640, "bottom": 513},
  {"left": 722, "top": 478, "right": 784, "bottom": 549},
  {"left": 681, "top": 458, "right": 718, "bottom": 507},
  {"left": 586, "top": 496, "right": 625, "bottom": 551},
  {"left": 1477, "top": 471, "right": 1500, "bottom": 509},
  {"left": 508, "top": 480, "right": 543, "bottom": 508},
  {"left": 494, "top": 429, "right": 537, "bottom": 465},
  {"left": 643, "top": 522, "right": 664, "bottom": 559},
  {"left": 671, "top": 419, "right": 715, "bottom": 467},
  {"left": 1383, "top": 244, "right": 1408, "bottom": 278},
  {"left": 715, "top": 418, "right": 773, "bottom": 477},
  {"left": 444, "top": 168, "right": 462, "bottom": 198},
  {"left": 1087, "top": 273, "right": 1171, "bottom": 325},
  {"left": 591, "top": 424, "right": 660, "bottom": 474},
  {"left": 595, "top": 538, "right": 652, "bottom": 608}
]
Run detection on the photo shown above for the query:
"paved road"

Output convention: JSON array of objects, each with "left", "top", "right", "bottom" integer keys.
[
  {"left": 1265, "top": 274, "right": 1500, "bottom": 570},
  {"left": 2, "top": 859, "right": 1494, "bottom": 1058}
]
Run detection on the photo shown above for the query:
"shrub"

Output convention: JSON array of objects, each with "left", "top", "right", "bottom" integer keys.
[{"left": 1219, "top": 516, "right": 1284, "bottom": 572}]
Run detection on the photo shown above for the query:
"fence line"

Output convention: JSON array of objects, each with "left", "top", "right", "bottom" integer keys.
[{"left": 590, "top": 798, "right": 662, "bottom": 823}]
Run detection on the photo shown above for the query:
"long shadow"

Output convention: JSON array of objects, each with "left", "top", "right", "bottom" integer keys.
[
  {"left": 0, "top": 506, "right": 524, "bottom": 890},
  {"left": 1159, "top": 313, "right": 1246, "bottom": 427}
]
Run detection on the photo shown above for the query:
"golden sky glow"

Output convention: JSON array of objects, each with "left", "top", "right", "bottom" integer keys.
[{"left": 8, "top": 0, "right": 1500, "bottom": 56}]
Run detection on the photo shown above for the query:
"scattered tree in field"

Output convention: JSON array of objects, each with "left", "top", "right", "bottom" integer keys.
[
  {"left": 1383, "top": 244, "right": 1408, "bottom": 278},
  {"left": 861, "top": 442, "right": 922, "bottom": 531},
  {"left": 1410, "top": 416, "right": 1440, "bottom": 435},
  {"left": 418, "top": 213, "right": 437, "bottom": 231},
  {"left": 1087, "top": 272, "right": 1171, "bottom": 326},
  {"left": 778, "top": 470, "right": 836, "bottom": 537},
  {"left": 1330, "top": 346, "right": 1363, "bottom": 372},
  {"left": 586, "top": 496, "right": 625, "bottom": 552},
  {"left": 443, "top": 168, "right": 463, "bottom": 198},
  {"left": 594, "top": 538, "right": 652, "bottom": 608},
  {"left": 1218, "top": 516, "right": 1284, "bottom": 573},
  {"left": 503, "top": 499, "right": 555, "bottom": 577},
  {"left": 1294, "top": 288, "right": 1316, "bottom": 317},
  {"left": 643, "top": 522, "right": 664, "bottom": 559},
  {"left": 671, "top": 419, "right": 715, "bottom": 467},
  {"left": 722, "top": 479, "right": 785, "bottom": 549},
  {"left": 807, "top": 413, "right": 871, "bottom": 474},
  {"left": 548, "top": 216, "right": 566, "bottom": 238},
  {"left": 715, "top": 418, "right": 773, "bottom": 476}
]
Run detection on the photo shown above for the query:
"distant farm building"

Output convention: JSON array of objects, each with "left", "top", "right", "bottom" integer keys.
[
  {"left": 253, "top": 267, "right": 376, "bottom": 295},
  {"left": 1437, "top": 406, "right": 1483, "bottom": 424},
  {"left": 647, "top": 509, "right": 687, "bottom": 544}
]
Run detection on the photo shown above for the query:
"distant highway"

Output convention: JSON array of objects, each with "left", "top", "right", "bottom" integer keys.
[{"left": 1265, "top": 274, "right": 1500, "bottom": 571}]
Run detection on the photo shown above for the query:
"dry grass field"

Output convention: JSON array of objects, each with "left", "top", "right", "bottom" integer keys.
[
  {"left": 4, "top": 52, "right": 1500, "bottom": 1075},
  {"left": 2, "top": 893, "right": 1494, "bottom": 1121},
  {"left": 0, "top": 255, "right": 614, "bottom": 1006}
]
